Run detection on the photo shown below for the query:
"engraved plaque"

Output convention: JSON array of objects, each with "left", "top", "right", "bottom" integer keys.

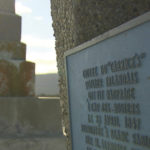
[{"left": 65, "top": 12, "right": 150, "bottom": 150}]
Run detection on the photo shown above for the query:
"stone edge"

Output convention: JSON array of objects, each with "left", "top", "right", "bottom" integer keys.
[{"left": 64, "top": 11, "right": 150, "bottom": 57}]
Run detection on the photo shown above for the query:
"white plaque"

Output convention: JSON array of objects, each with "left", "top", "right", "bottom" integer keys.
[{"left": 65, "top": 12, "right": 150, "bottom": 150}]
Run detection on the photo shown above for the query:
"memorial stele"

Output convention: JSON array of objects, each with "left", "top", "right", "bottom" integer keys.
[
  {"left": 0, "top": 0, "right": 35, "bottom": 96},
  {"left": 65, "top": 12, "right": 150, "bottom": 150}
]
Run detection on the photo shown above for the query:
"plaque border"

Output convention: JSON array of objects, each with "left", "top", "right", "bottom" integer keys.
[{"left": 64, "top": 11, "right": 150, "bottom": 150}]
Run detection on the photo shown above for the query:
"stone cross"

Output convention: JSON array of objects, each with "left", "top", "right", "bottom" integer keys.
[{"left": 0, "top": 0, "right": 15, "bottom": 14}]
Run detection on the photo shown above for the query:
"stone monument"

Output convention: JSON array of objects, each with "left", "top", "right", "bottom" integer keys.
[
  {"left": 0, "top": 1, "right": 65, "bottom": 150},
  {"left": 65, "top": 12, "right": 150, "bottom": 150},
  {"left": 0, "top": 0, "right": 35, "bottom": 96},
  {"left": 51, "top": 0, "right": 150, "bottom": 149}
]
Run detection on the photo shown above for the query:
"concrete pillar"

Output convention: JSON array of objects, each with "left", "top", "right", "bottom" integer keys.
[{"left": 51, "top": 0, "right": 150, "bottom": 149}]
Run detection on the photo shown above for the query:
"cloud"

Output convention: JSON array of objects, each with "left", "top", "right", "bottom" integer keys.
[
  {"left": 26, "top": 48, "right": 57, "bottom": 74},
  {"left": 36, "top": 63, "right": 58, "bottom": 74},
  {"left": 34, "top": 16, "right": 43, "bottom": 21},
  {"left": 22, "top": 34, "right": 56, "bottom": 74},
  {"left": 21, "top": 34, "right": 55, "bottom": 49},
  {"left": 27, "top": 51, "right": 57, "bottom": 65},
  {"left": 27, "top": 55, "right": 58, "bottom": 74},
  {"left": 15, "top": 2, "right": 32, "bottom": 15}
]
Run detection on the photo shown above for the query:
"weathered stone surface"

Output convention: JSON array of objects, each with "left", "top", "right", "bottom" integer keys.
[
  {"left": 0, "top": 13, "right": 21, "bottom": 41},
  {"left": 19, "top": 61, "right": 35, "bottom": 96},
  {"left": 0, "top": 60, "right": 35, "bottom": 96},
  {"left": 0, "top": 1, "right": 35, "bottom": 96},
  {"left": 0, "top": 42, "right": 26, "bottom": 60},
  {"left": 0, "top": 0, "right": 15, "bottom": 14},
  {"left": 51, "top": 0, "right": 150, "bottom": 149},
  {"left": 0, "top": 97, "right": 66, "bottom": 150},
  {"left": 72, "top": 0, "right": 150, "bottom": 45},
  {"left": 0, "top": 97, "right": 62, "bottom": 136},
  {"left": 0, "top": 137, "right": 66, "bottom": 150}
]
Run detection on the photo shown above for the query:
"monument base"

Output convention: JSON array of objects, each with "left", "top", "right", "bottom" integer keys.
[
  {"left": 0, "top": 97, "right": 66, "bottom": 150},
  {"left": 0, "top": 136, "right": 66, "bottom": 150},
  {"left": 0, "top": 97, "right": 62, "bottom": 136}
]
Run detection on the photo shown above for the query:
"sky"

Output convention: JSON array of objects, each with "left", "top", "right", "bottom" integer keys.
[{"left": 15, "top": 0, "right": 57, "bottom": 74}]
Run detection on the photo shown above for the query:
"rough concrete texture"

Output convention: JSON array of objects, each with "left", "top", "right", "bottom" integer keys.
[
  {"left": 51, "top": 0, "right": 150, "bottom": 149},
  {"left": 0, "top": 14, "right": 21, "bottom": 41},
  {"left": 51, "top": 1, "right": 76, "bottom": 148},
  {"left": 0, "top": 60, "right": 35, "bottom": 96},
  {"left": 0, "top": 137, "right": 66, "bottom": 150},
  {"left": 0, "top": 97, "right": 62, "bottom": 137},
  {"left": 0, "top": 42, "right": 26, "bottom": 60},
  {"left": 0, "top": 97, "right": 66, "bottom": 150},
  {"left": 0, "top": 0, "right": 15, "bottom": 14}
]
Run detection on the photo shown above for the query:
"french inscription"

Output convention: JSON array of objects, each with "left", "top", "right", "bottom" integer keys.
[
  {"left": 113, "top": 103, "right": 140, "bottom": 115},
  {"left": 110, "top": 129, "right": 129, "bottom": 142},
  {"left": 106, "top": 72, "right": 138, "bottom": 87},
  {"left": 81, "top": 124, "right": 104, "bottom": 137},
  {"left": 132, "top": 133, "right": 150, "bottom": 148},
  {"left": 100, "top": 53, "right": 145, "bottom": 74},
  {"left": 125, "top": 117, "right": 141, "bottom": 130},
  {"left": 85, "top": 78, "right": 103, "bottom": 89},
  {"left": 101, "top": 139, "right": 127, "bottom": 150},
  {"left": 104, "top": 115, "right": 120, "bottom": 127},
  {"left": 80, "top": 52, "right": 148, "bottom": 150},
  {"left": 106, "top": 88, "right": 135, "bottom": 100},
  {"left": 88, "top": 90, "right": 105, "bottom": 100},
  {"left": 83, "top": 67, "right": 98, "bottom": 78}
]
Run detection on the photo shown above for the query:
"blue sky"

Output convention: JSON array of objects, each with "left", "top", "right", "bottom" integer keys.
[{"left": 15, "top": 0, "right": 57, "bottom": 74}]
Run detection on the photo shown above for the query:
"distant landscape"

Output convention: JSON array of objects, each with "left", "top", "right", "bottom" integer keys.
[{"left": 35, "top": 73, "right": 59, "bottom": 96}]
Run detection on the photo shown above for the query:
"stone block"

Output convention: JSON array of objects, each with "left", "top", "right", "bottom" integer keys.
[
  {"left": 0, "top": 97, "right": 66, "bottom": 150},
  {"left": 0, "top": 42, "right": 26, "bottom": 60},
  {"left": 0, "top": 0, "right": 15, "bottom": 14},
  {"left": 0, "top": 97, "right": 62, "bottom": 137},
  {"left": 0, "top": 60, "right": 35, "bottom": 96},
  {"left": 0, "top": 13, "right": 21, "bottom": 41},
  {"left": 0, "top": 137, "right": 66, "bottom": 150}
]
